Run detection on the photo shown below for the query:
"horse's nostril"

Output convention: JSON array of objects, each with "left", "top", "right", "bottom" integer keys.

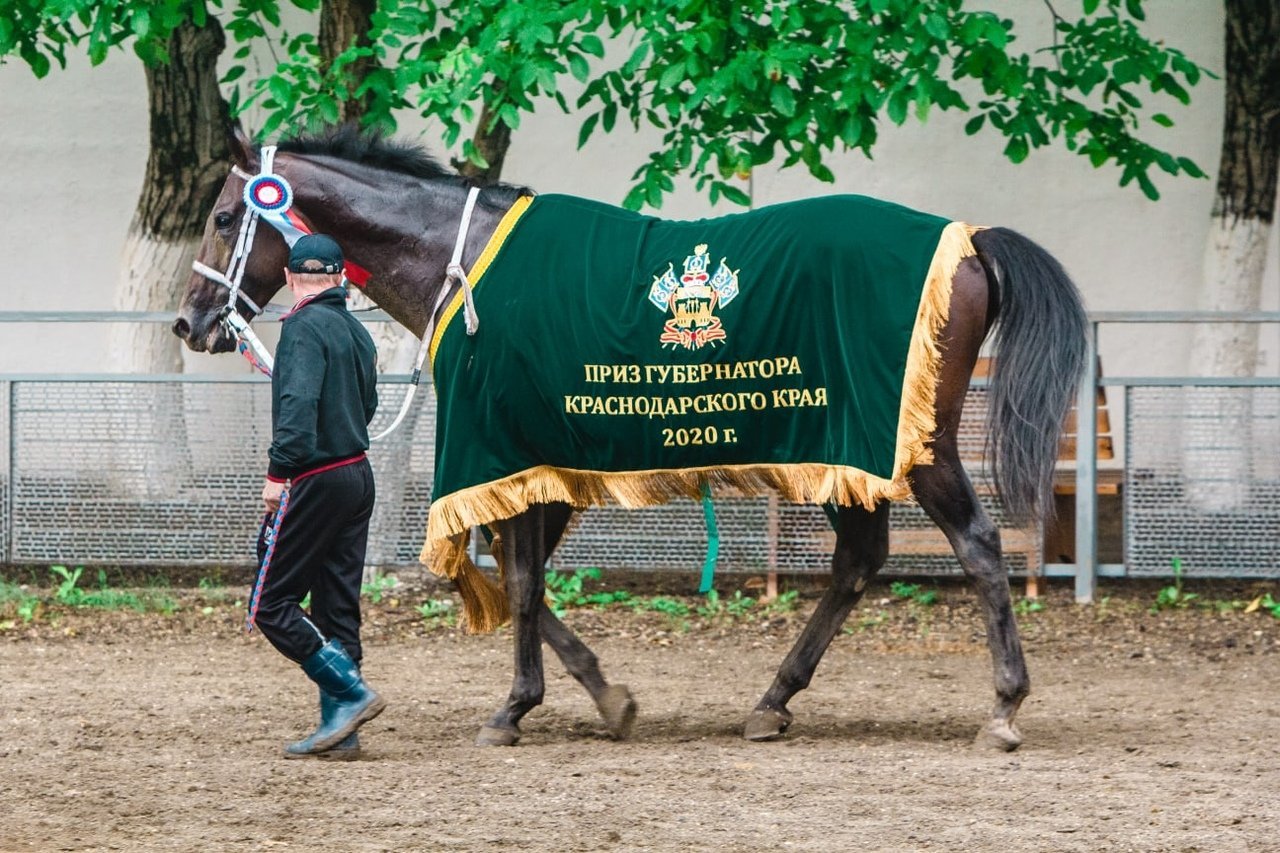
[{"left": 172, "top": 318, "right": 191, "bottom": 339}]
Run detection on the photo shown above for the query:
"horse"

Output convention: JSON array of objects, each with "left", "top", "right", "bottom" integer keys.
[{"left": 175, "top": 125, "right": 1087, "bottom": 751}]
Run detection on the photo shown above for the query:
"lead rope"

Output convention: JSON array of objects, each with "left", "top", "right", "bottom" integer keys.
[
  {"left": 246, "top": 484, "right": 290, "bottom": 632},
  {"left": 369, "top": 186, "right": 481, "bottom": 442}
]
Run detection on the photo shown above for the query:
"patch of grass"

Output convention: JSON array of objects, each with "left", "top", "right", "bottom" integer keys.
[
  {"left": 889, "top": 581, "right": 939, "bottom": 607},
  {"left": 46, "top": 566, "right": 177, "bottom": 614},
  {"left": 197, "top": 576, "right": 230, "bottom": 602}
]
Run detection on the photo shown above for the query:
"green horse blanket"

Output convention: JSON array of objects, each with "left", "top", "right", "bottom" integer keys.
[{"left": 423, "top": 193, "right": 978, "bottom": 630}]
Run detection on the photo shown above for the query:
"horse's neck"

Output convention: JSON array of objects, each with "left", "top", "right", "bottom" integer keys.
[{"left": 284, "top": 157, "right": 513, "bottom": 339}]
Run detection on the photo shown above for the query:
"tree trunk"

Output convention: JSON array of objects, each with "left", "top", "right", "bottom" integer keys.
[
  {"left": 109, "top": 16, "right": 233, "bottom": 373},
  {"left": 1185, "top": 1, "right": 1280, "bottom": 511},
  {"left": 319, "top": 0, "right": 379, "bottom": 122}
]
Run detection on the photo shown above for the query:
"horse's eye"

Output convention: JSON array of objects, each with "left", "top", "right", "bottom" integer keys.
[{"left": 214, "top": 211, "right": 234, "bottom": 228}]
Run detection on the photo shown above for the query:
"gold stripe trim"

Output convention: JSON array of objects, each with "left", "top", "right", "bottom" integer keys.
[{"left": 428, "top": 194, "right": 534, "bottom": 365}]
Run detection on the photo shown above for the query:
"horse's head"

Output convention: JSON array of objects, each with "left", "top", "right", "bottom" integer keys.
[{"left": 173, "top": 127, "right": 291, "bottom": 353}]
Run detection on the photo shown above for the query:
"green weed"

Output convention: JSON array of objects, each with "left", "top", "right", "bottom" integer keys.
[
  {"left": 0, "top": 578, "right": 40, "bottom": 624},
  {"left": 633, "top": 596, "right": 691, "bottom": 617},
  {"left": 361, "top": 571, "right": 398, "bottom": 603},
  {"left": 696, "top": 589, "right": 757, "bottom": 619},
  {"left": 1152, "top": 558, "right": 1198, "bottom": 612},
  {"left": 544, "top": 568, "right": 633, "bottom": 616},
  {"left": 1013, "top": 597, "right": 1045, "bottom": 616},
  {"left": 1250, "top": 593, "right": 1280, "bottom": 619},
  {"left": 890, "top": 581, "right": 939, "bottom": 606},
  {"left": 47, "top": 566, "right": 176, "bottom": 614},
  {"left": 415, "top": 598, "right": 457, "bottom": 627},
  {"left": 761, "top": 589, "right": 801, "bottom": 615},
  {"left": 846, "top": 608, "right": 889, "bottom": 633}
]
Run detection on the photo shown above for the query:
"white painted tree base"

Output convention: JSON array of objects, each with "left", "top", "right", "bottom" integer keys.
[{"left": 1183, "top": 214, "right": 1271, "bottom": 513}]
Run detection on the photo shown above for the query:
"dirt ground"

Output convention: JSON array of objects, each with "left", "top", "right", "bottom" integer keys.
[{"left": 2, "top": 575, "right": 1279, "bottom": 853}]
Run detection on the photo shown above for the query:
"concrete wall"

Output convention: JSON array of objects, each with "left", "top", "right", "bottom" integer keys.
[{"left": 0, "top": 2, "right": 1275, "bottom": 376}]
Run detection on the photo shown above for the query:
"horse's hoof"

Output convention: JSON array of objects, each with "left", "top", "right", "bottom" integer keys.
[
  {"left": 743, "top": 707, "right": 793, "bottom": 741},
  {"left": 476, "top": 724, "right": 520, "bottom": 747},
  {"left": 974, "top": 719, "right": 1022, "bottom": 752},
  {"left": 597, "top": 684, "right": 637, "bottom": 740}
]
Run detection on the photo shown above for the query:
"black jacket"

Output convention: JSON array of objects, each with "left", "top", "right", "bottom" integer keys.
[{"left": 267, "top": 287, "right": 378, "bottom": 481}]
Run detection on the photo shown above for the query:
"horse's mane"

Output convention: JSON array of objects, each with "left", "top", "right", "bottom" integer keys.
[{"left": 277, "top": 124, "right": 529, "bottom": 203}]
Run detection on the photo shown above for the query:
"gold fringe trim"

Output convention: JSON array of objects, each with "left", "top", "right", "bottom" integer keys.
[{"left": 422, "top": 220, "right": 977, "bottom": 633}]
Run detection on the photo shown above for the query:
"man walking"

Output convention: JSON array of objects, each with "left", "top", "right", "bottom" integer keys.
[{"left": 250, "top": 233, "right": 384, "bottom": 759}]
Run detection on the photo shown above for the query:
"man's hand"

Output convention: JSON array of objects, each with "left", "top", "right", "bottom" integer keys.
[{"left": 263, "top": 479, "right": 285, "bottom": 513}]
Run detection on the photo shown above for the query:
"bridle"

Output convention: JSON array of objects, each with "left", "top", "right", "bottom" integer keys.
[
  {"left": 191, "top": 145, "right": 307, "bottom": 376},
  {"left": 191, "top": 145, "right": 483, "bottom": 440}
]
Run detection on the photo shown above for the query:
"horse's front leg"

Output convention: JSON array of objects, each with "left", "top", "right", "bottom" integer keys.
[
  {"left": 540, "top": 604, "right": 637, "bottom": 739},
  {"left": 525, "top": 502, "right": 637, "bottom": 738},
  {"left": 745, "top": 502, "right": 890, "bottom": 741},
  {"left": 476, "top": 506, "right": 555, "bottom": 747}
]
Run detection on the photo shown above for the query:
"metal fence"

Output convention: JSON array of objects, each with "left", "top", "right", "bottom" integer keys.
[{"left": 2, "top": 311, "right": 1278, "bottom": 596}]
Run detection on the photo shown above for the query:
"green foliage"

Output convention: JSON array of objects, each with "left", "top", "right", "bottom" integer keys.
[
  {"left": 576, "top": 0, "right": 1208, "bottom": 206},
  {"left": 1151, "top": 557, "right": 1198, "bottom": 611},
  {"left": 360, "top": 570, "right": 397, "bottom": 603},
  {"left": 4, "top": 1, "right": 1210, "bottom": 208},
  {"left": 889, "top": 581, "right": 938, "bottom": 606}
]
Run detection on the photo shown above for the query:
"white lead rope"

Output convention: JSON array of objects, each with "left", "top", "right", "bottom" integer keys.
[{"left": 369, "top": 186, "right": 482, "bottom": 442}]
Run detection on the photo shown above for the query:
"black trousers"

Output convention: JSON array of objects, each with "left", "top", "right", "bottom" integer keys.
[{"left": 252, "top": 457, "right": 375, "bottom": 666}]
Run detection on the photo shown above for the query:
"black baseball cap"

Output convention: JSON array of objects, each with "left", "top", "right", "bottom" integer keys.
[{"left": 288, "top": 234, "right": 344, "bottom": 274}]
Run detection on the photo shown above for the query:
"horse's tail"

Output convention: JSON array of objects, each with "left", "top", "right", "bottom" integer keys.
[{"left": 970, "top": 227, "right": 1088, "bottom": 523}]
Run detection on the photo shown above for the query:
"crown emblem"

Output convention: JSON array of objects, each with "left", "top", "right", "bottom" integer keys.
[{"left": 649, "top": 243, "right": 740, "bottom": 350}]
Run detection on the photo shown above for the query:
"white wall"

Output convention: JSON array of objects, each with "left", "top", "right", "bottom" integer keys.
[{"left": 0, "top": 2, "right": 1274, "bottom": 376}]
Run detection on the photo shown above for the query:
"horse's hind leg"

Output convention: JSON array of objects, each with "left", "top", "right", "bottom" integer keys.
[
  {"left": 744, "top": 502, "right": 890, "bottom": 741},
  {"left": 912, "top": 452, "right": 1029, "bottom": 751}
]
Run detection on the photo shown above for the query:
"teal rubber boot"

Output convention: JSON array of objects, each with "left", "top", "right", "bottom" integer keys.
[
  {"left": 295, "top": 640, "right": 386, "bottom": 753},
  {"left": 283, "top": 689, "right": 362, "bottom": 760}
]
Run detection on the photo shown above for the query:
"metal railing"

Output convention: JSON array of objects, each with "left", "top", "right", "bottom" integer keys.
[
  {"left": 2, "top": 310, "right": 1278, "bottom": 598},
  {"left": 1071, "top": 311, "right": 1280, "bottom": 601}
]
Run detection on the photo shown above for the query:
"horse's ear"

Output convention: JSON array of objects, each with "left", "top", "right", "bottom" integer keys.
[{"left": 227, "top": 123, "right": 257, "bottom": 172}]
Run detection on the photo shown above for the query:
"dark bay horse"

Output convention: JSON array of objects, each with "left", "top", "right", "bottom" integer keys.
[{"left": 175, "top": 126, "right": 1086, "bottom": 751}]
